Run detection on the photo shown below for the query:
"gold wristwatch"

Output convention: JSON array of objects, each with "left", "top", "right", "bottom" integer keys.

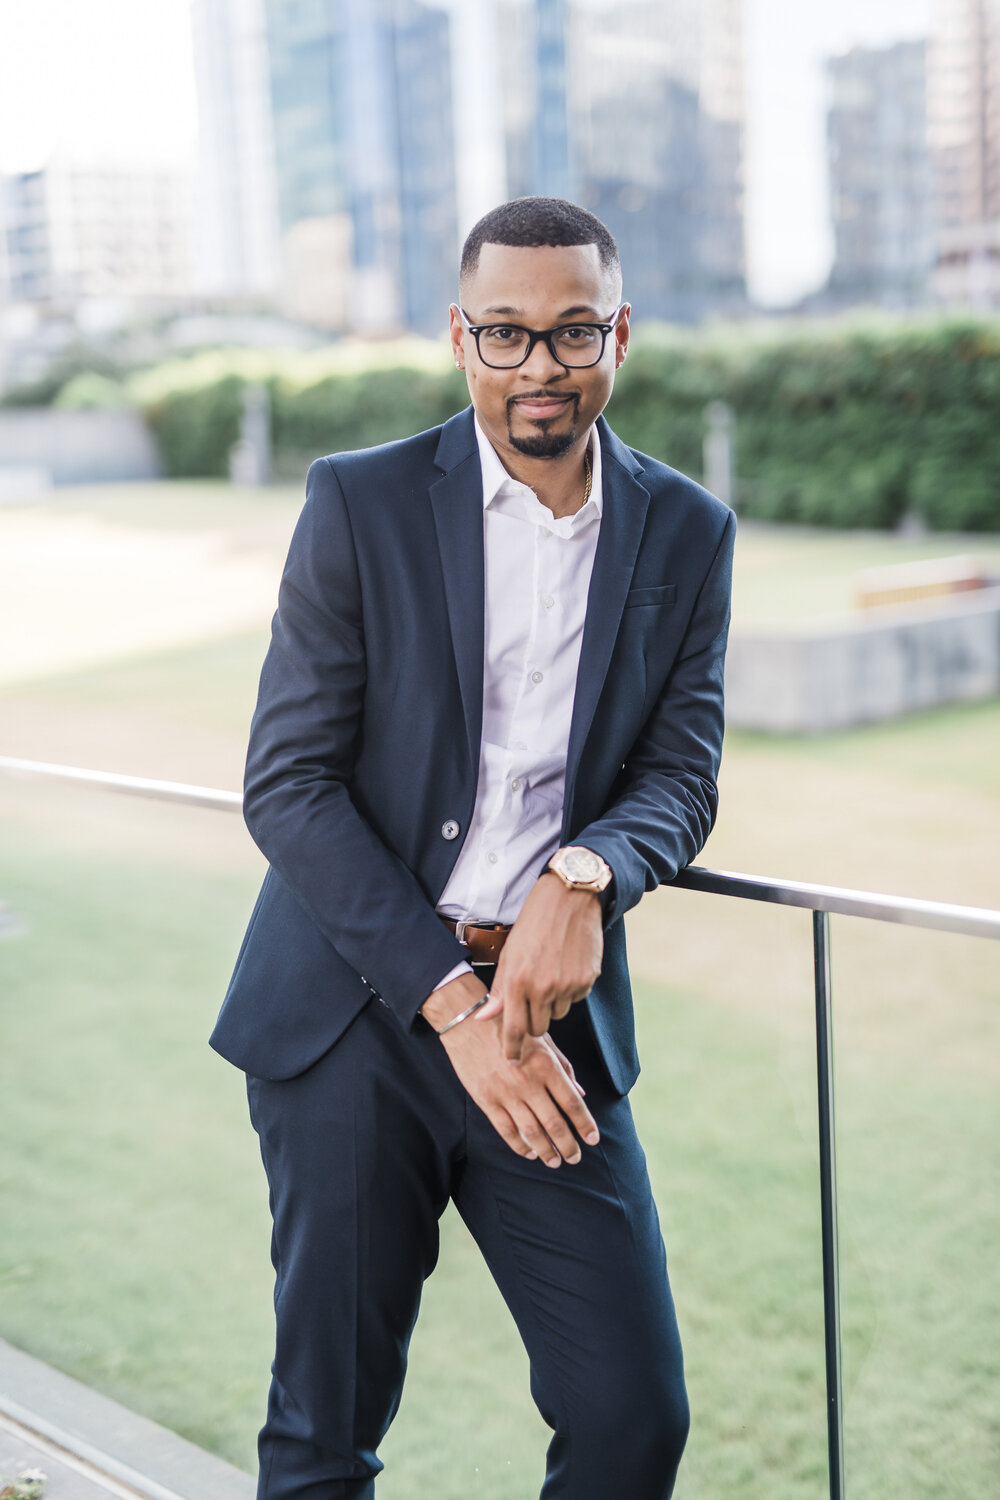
[{"left": 546, "top": 845, "right": 613, "bottom": 895}]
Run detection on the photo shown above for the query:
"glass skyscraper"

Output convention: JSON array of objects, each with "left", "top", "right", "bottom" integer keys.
[{"left": 263, "top": 0, "right": 457, "bottom": 334}]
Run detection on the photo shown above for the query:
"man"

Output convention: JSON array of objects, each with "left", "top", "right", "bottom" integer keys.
[{"left": 212, "top": 196, "right": 735, "bottom": 1500}]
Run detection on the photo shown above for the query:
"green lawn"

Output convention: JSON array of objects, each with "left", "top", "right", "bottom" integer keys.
[
  {"left": 0, "top": 787, "right": 996, "bottom": 1499},
  {"left": 16, "top": 478, "right": 1000, "bottom": 630},
  {"left": 729, "top": 523, "right": 1000, "bottom": 625},
  {"left": 1, "top": 488, "right": 998, "bottom": 1497}
]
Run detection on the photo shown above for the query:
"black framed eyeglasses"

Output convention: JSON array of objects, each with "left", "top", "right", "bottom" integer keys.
[{"left": 458, "top": 305, "right": 625, "bottom": 369}]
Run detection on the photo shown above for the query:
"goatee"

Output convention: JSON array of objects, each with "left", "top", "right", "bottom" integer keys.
[
  {"left": 508, "top": 429, "right": 577, "bottom": 459},
  {"left": 506, "top": 393, "right": 580, "bottom": 459}
]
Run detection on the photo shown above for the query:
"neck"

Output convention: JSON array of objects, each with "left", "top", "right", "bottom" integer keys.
[{"left": 496, "top": 430, "right": 595, "bottom": 519}]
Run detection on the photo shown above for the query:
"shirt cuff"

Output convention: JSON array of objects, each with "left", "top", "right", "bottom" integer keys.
[{"left": 430, "top": 960, "right": 474, "bottom": 993}]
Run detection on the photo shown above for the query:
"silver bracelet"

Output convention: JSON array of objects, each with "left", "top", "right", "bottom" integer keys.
[{"left": 431, "top": 992, "right": 491, "bottom": 1035}]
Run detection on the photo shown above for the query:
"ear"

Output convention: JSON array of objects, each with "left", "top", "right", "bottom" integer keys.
[
  {"left": 614, "top": 304, "right": 631, "bottom": 369},
  {"left": 448, "top": 304, "right": 466, "bottom": 370}
]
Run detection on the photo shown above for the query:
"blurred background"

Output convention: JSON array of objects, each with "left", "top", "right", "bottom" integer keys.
[{"left": 0, "top": 4, "right": 998, "bottom": 1500}]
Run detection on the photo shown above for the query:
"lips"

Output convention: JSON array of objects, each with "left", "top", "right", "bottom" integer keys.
[{"left": 510, "top": 395, "right": 574, "bottom": 422}]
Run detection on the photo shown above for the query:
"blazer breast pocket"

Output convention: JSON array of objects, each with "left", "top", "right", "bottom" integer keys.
[{"left": 623, "top": 583, "right": 677, "bottom": 609}]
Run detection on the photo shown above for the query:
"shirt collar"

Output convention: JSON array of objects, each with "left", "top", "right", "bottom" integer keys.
[{"left": 474, "top": 415, "right": 604, "bottom": 524}]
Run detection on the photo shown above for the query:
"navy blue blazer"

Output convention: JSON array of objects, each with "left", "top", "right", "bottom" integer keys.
[{"left": 211, "top": 406, "right": 735, "bottom": 1095}]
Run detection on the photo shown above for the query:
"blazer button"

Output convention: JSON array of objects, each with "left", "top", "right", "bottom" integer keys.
[{"left": 441, "top": 819, "right": 460, "bottom": 841}]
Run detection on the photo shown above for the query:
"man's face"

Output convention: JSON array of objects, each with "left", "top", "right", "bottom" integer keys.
[{"left": 450, "top": 242, "right": 628, "bottom": 463}]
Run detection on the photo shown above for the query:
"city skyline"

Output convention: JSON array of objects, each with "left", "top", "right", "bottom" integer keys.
[{"left": 1, "top": 0, "right": 933, "bottom": 309}]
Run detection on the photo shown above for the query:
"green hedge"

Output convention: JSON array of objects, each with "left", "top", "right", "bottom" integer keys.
[
  {"left": 607, "top": 318, "right": 1000, "bottom": 532},
  {"left": 126, "top": 320, "right": 1000, "bottom": 531}
]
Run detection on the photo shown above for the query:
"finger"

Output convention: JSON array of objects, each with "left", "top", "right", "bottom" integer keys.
[
  {"left": 487, "top": 1103, "right": 539, "bottom": 1162},
  {"left": 545, "top": 1039, "right": 585, "bottom": 1095},
  {"left": 528, "top": 991, "right": 554, "bottom": 1037},
  {"left": 543, "top": 1066, "right": 600, "bottom": 1146},
  {"left": 534, "top": 1103, "right": 584, "bottom": 1165},
  {"left": 475, "top": 991, "right": 503, "bottom": 1021},
  {"left": 506, "top": 1102, "right": 569, "bottom": 1169},
  {"left": 502, "top": 992, "right": 530, "bottom": 1061},
  {"left": 550, "top": 997, "right": 573, "bottom": 1022},
  {"left": 511, "top": 1066, "right": 588, "bottom": 1165}
]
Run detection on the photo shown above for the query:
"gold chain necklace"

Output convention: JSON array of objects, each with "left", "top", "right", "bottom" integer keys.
[{"left": 582, "top": 446, "right": 593, "bottom": 506}]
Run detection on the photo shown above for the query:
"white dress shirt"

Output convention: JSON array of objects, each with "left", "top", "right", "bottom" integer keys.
[{"left": 432, "top": 415, "right": 603, "bottom": 992}]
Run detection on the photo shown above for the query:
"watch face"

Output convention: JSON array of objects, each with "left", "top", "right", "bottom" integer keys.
[{"left": 562, "top": 847, "right": 602, "bottom": 882}]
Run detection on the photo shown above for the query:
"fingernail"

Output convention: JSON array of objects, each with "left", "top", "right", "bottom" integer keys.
[
  {"left": 568, "top": 1151, "right": 582, "bottom": 1165},
  {"left": 547, "top": 1156, "right": 561, "bottom": 1169},
  {"left": 585, "top": 1131, "right": 600, "bottom": 1145},
  {"left": 576, "top": 1083, "right": 586, "bottom": 1095},
  {"left": 526, "top": 1151, "right": 538, "bottom": 1160}
]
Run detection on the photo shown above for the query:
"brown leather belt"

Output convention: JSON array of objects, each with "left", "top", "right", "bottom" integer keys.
[{"left": 440, "top": 917, "right": 512, "bottom": 964}]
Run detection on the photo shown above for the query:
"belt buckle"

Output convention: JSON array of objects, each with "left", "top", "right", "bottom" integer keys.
[{"left": 455, "top": 918, "right": 497, "bottom": 946}]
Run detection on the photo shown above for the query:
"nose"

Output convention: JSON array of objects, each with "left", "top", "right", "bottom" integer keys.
[{"left": 519, "top": 333, "right": 566, "bottom": 381}]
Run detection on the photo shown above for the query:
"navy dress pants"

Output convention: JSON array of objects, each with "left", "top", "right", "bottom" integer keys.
[{"left": 246, "top": 978, "right": 689, "bottom": 1499}]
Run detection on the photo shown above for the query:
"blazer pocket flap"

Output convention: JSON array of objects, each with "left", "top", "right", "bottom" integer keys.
[{"left": 623, "top": 583, "right": 677, "bottom": 608}]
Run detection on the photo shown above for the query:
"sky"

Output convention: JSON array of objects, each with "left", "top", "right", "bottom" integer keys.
[{"left": 0, "top": 0, "right": 934, "bottom": 308}]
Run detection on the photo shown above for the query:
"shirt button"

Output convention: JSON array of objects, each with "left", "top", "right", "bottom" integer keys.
[
  {"left": 487, "top": 851, "right": 499, "bottom": 865},
  {"left": 511, "top": 778, "right": 521, "bottom": 791},
  {"left": 541, "top": 594, "right": 555, "bottom": 609},
  {"left": 530, "top": 670, "right": 543, "bottom": 684},
  {"left": 514, "top": 740, "right": 527, "bottom": 750},
  {"left": 441, "top": 819, "right": 460, "bottom": 840}
]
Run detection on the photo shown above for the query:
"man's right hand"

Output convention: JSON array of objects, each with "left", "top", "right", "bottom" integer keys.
[{"left": 421, "top": 974, "right": 600, "bottom": 1168}]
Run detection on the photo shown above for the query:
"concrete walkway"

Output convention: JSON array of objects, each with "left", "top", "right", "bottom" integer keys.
[{"left": 0, "top": 1341, "right": 254, "bottom": 1500}]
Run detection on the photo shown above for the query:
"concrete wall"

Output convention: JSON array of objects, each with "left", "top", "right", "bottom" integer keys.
[
  {"left": 725, "top": 586, "right": 1000, "bottom": 732},
  {"left": 0, "top": 409, "right": 162, "bottom": 489}
]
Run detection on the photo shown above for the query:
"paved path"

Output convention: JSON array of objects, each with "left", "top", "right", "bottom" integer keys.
[
  {"left": 0, "top": 1411, "right": 134, "bottom": 1497},
  {"left": 0, "top": 1341, "right": 253, "bottom": 1500}
]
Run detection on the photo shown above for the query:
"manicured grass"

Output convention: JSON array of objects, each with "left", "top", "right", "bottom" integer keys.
[
  {"left": 1, "top": 488, "right": 998, "bottom": 1495},
  {"left": 5, "top": 481, "right": 1000, "bottom": 636},
  {"left": 15, "top": 479, "right": 302, "bottom": 548},
  {"left": 0, "top": 761, "right": 997, "bottom": 1497},
  {"left": 729, "top": 522, "right": 1000, "bottom": 625}
]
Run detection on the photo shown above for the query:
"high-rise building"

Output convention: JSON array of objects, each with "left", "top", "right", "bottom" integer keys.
[
  {"left": 0, "top": 162, "right": 192, "bottom": 307},
  {"left": 392, "top": 0, "right": 460, "bottom": 333},
  {"left": 928, "top": 0, "right": 1000, "bottom": 305},
  {"left": 190, "top": 0, "right": 747, "bottom": 332},
  {"left": 190, "top": 0, "right": 282, "bottom": 299},
  {"left": 491, "top": 0, "right": 746, "bottom": 323},
  {"left": 825, "top": 41, "right": 933, "bottom": 308},
  {"left": 260, "top": 0, "right": 457, "bottom": 335}
]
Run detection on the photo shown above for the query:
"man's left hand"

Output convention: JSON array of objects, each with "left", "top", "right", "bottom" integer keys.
[{"left": 477, "top": 872, "right": 603, "bottom": 1061}]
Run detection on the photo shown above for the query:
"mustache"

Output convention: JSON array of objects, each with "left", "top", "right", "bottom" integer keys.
[{"left": 506, "top": 390, "right": 580, "bottom": 412}]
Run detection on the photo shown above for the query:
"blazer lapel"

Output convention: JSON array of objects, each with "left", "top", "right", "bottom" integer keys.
[
  {"left": 428, "top": 409, "right": 485, "bottom": 772},
  {"left": 426, "top": 408, "right": 651, "bottom": 813},
  {"left": 563, "top": 418, "right": 651, "bottom": 820}
]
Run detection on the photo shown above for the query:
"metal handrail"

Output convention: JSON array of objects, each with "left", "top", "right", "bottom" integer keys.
[
  {"left": 3, "top": 750, "right": 999, "bottom": 1500},
  {"left": 671, "top": 865, "right": 1000, "bottom": 940},
  {"left": 0, "top": 755, "right": 242, "bottom": 812},
  {"left": 3, "top": 753, "right": 998, "bottom": 939}
]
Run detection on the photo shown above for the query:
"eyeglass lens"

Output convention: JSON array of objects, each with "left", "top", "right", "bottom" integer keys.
[{"left": 477, "top": 324, "right": 606, "bottom": 367}]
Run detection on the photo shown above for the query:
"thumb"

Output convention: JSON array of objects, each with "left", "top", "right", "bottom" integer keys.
[{"left": 475, "top": 990, "right": 504, "bottom": 1021}]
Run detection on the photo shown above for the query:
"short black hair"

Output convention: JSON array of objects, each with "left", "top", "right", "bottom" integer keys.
[{"left": 460, "top": 196, "right": 620, "bottom": 286}]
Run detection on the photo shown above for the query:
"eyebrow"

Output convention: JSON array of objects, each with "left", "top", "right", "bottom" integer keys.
[{"left": 479, "top": 304, "right": 605, "bottom": 320}]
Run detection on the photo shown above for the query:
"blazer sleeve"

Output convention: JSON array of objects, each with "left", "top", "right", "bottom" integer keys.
[
  {"left": 241, "top": 457, "right": 468, "bottom": 1026},
  {"left": 572, "top": 508, "right": 736, "bottom": 922}
]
